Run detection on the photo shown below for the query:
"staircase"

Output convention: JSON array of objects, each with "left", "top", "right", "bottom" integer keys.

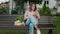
[{"left": 0, "top": 15, "right": 56, "bottom": 30}]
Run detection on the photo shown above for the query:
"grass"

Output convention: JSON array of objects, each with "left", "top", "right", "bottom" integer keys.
[
  {"left": 0, "top": 30, "right": 48, "bottom": 34},
  {"left": 52, "top": 16, "right": 60, "bottom": 34},
  {"left": 0, "top": 16, "right": 60, "bottom": 34}
]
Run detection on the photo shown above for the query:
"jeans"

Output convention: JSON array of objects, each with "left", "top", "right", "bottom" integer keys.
[{"left": 25, "top": 16, "right": 38, "bottom": 34}]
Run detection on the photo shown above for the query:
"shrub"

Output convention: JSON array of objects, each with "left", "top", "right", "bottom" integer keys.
[
  {"left": 38, "top": 3, "right": 51, "bottom": 15},
  {"left": 0, "top": 6, "right": 8, "bottom": 14},
  {"left": 16, "top": 16, "right": 23, "bottom": 22}
]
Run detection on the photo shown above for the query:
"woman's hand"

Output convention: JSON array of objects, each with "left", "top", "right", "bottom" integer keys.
[
  {"left": 33, "top": 13, "right": 38, "bottom": 18},
  {"left": 33, "top": 12, "right": 40, "bottom": 20}
]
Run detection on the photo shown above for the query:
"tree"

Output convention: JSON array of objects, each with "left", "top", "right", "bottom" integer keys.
[{"left": 29, "top": 0, "right": 43, "bottom": 4}]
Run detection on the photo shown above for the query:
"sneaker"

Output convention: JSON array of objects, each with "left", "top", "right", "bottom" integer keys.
[
  {"left": 22, "top": 22, "right": 25, "bottom": 26},
  {"left": 37, "top": 29, "right": 41, "bottom": 34}
]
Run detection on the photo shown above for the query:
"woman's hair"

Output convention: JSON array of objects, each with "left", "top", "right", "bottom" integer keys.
[{"left": 29, "top": 2, "right": 37, "bottom": 11}]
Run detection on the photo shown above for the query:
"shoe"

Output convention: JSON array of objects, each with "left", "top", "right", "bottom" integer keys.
[
  {"left": 22, "top": 22, "right": 25, "bottom": 26},
  {"left": 37, "top": 29, "right": 41, "bottom": 34}
]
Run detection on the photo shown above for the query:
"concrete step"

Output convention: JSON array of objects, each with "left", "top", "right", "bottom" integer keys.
[
  {"left": 0, "top": 24, "right": 56, "bottom": 30},
  {"left": 0, "top": 23, "right": 52, "bottom": 26},
  {"left": 0, "top": 21, "right": 14, "bottom": 24},
  {"left": 0, "top": 18, "right": 16, "bottom": 21}
]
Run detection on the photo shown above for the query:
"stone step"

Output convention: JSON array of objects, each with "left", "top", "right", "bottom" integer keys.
[{"left": 0, "top": 24, "right": 56, "bottom": 30}]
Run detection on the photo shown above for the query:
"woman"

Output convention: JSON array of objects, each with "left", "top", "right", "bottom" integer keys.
[{"left": 24, "top": 3, "right": 41, "bottom": 34}]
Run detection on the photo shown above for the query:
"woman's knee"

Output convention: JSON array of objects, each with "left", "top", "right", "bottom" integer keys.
[{"left": 29, "top": 23, "right": 34, "bottom": 27}]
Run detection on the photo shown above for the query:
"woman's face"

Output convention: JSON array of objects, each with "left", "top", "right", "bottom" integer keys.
[{"left": 31, "top": 4, "right": 35, "bottom": 11}]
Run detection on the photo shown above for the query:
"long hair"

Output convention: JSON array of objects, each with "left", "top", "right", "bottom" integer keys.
[{"left": 29, "top": 2, "right": 37, "bottom": 12}]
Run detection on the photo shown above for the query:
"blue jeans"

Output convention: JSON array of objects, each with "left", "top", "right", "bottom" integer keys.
[{"left": 25, "top": 16, "right": 38, "bottom": 34}]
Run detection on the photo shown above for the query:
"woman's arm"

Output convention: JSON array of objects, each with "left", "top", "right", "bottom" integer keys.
[
  {"left": 34, "top": 11, "right": 40, "bottom": 20},
  {"left": 24, "top": 11, "right": 28, "bottom": 20}
]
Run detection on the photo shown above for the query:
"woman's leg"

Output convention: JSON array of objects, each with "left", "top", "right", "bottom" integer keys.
[
  {"left": 29, "top": 16, "right": 41, "bottom": 34},
  {"left": 25, "top": 16, "right": 34, "bottom": 34},
  {"left": 25, "top": 17, "right": 31, "bottom": 25},
  {"left": 34, "top": 26, "right": 39, "bottom": 30},
  {"left": 29, "top": 23, "right": 34, "bottom": 34},
  {"left": 34, "top": 26, "right": 41, "bottom": 34},
  {"left": 25, "top": 16, "right": 41, "bottom": 34}
]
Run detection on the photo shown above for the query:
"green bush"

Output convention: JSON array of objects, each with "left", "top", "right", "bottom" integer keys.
[
  {"left": 16, "top": 16, "right": 23, "bottom": 22},
  {"left": 11, "top": 6, "right": 25, "bottom": 15},
  {"left": 0, "top": 6, "right": 8, "bottom": 14},
  {"left": 38, "top": 3, "right": 51, "bottom": 15},
  {"left": 11, "top": 9, "right": 18, "bottom": 14}
]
